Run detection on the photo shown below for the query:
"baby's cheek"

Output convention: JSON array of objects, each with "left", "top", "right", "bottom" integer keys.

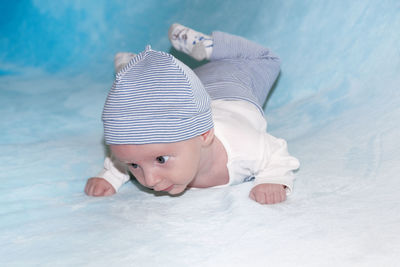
[
  {"left": 129, "top": 168, "right": 144, "bottom": 184},
  {"left": 134, "top": 175, "right": 149, "bottom": 188}
]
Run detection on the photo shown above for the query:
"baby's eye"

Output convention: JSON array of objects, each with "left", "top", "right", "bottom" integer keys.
[
  {"left": 156, "top": 156, "right": 169, "bottom": 164},
  {"left": 131, "top": 163, "right": 139, "bottom": 169}
]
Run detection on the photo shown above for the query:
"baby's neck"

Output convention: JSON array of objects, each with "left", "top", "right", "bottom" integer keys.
[{"left": 189, "top": 136, "right": 229, "bottom": 188}]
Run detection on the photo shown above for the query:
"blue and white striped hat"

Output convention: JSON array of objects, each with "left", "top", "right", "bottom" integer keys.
[{"left": 102, "top": 46, "right": 213, "bottom": 144}]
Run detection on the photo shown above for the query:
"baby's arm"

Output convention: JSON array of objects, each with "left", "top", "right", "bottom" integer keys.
[
  {"left": 85, "top": 156, "right": 130, "bottom": 197},
  {"left": 251, "top": 134, "right": 300, "bottom": 204}
]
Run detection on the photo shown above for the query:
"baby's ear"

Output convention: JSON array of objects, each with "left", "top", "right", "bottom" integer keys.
[{"left": 200, "top": 128, "right": 215, "bottom": 146}]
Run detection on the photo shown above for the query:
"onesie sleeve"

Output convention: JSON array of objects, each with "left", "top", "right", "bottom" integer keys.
[
  {"left": 96, "top": 155, "right": 130, "bottom": 192},
  {"left": 254, "top": 133, "right": 300, "bottom": 194}
]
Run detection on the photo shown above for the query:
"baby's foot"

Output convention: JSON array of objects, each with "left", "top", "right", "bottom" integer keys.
[
  {"left": 168, "top": 23, "right": 213, "bottom": 61},
  {"left": 114, "top": 52, "right": 136, "bottom": 73}
]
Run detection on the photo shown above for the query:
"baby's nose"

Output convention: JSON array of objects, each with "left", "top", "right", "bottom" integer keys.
[{"left": 144, "top": 171, "right": 161, "bottom": 187}]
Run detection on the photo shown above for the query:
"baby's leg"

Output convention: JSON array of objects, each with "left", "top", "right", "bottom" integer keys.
[
  {"left": 169, "top": 23, "right": 280, "bottom": 109},
  {"left": 201, "top": 31, "right": 281, "bottom": 110}
]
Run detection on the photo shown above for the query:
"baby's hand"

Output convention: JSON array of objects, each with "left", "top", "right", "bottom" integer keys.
[
  {"left": 85, "top": 177, "right": 116, "bottom": 197},
  {"left": 249, "top": 183, "right": 287, "bottom": 204}
]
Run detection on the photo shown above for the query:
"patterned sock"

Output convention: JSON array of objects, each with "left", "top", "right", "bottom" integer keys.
[
  {"left": 168, "top": 23, "right": 213, "bottom": 61},
  {"left": 114, "top": 52, "right": 136, "bottom": 73}
]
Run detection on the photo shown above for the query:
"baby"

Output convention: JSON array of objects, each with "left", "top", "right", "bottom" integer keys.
[{"left": 85, "top": 23, "right": 300, "bottom": 204}]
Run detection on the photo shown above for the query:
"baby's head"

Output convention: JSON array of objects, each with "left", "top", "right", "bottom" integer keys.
[{"left": 102, "top": 46, "right": 214, "bottom": 194}]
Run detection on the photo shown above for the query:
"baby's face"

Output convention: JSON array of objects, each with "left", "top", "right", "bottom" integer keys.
[{"left": 110, "top": 136, "right": 203, "bottom": 195}]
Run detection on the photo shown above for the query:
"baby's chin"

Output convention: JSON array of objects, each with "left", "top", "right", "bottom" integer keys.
[{"left": 168, "top": 185, "right": 187, "bottom": 195}]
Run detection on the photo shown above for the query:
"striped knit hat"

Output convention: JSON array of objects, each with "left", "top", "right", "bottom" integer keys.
[{"left": 102, "top": 46, "right": 213, "bottom": 144}]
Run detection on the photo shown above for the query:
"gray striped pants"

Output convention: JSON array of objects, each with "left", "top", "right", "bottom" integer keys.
[{"left": 194, "top": 31, "right": 281, "bottom": 114}]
